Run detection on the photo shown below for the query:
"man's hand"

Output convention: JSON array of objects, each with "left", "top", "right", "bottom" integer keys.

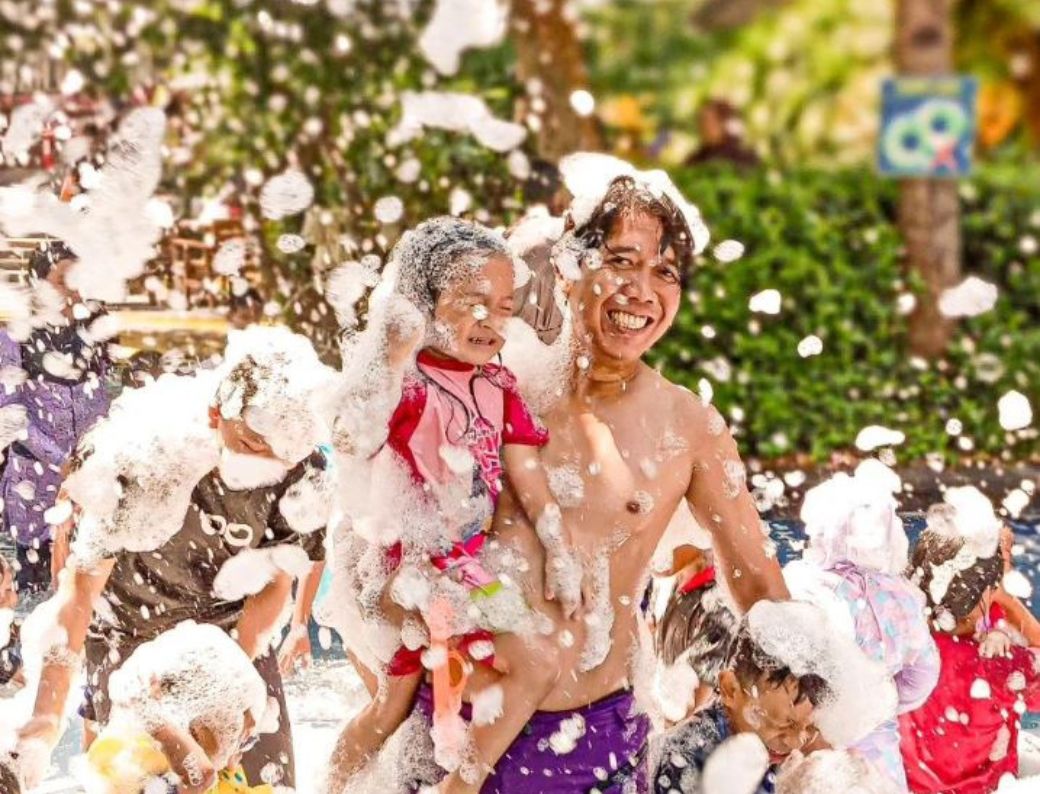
[
  {"left": 278, "top": 624, "right": 313, "bottom": 676},
  {"left": 544, "top": 548, "right": 584, "bottom": 620},
  {"left": 49, "top": 502, "right": 77, "bottom": 589}
]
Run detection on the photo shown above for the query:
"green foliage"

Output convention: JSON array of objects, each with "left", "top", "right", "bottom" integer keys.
[{"left": 652, "top": 163, "right": 1040, "bottom": 464}]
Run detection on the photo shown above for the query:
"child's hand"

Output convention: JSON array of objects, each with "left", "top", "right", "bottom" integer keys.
[
  {"left": 979, "top": 629, "right": 1013, "bottom": 659},
  {"left": 278, "top": 623, "right": 313, "bottom": 676},
  {"left": 385, "top": 296, "right": 426, "bottom": 369}
]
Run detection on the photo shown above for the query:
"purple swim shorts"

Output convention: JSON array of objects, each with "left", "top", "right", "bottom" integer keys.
[{"left": 412, "top": 683, "right": 651, "bottom": 793}]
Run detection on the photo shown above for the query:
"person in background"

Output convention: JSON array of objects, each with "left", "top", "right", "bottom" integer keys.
[
  {"left": 899, "top": 494, "right": 1040, "bottom": 794},
  {"left": 652, "top": 607, "right": 832, "bottom": 794},
  {"left": 784, "top": 462, "right": 939, "bottom": 791},
  {"left": 0, "top": 553, "right": 23, "bottom": 689},
  {"left": 685, "top": 99, "right": 761, "bottom": 169},
  {"left": 0, "top": 242, "right": 111, "bottom": 594},
  {"left": 993, "top": 523, "right": 1040, "bottom": 646},
  {"left": 655, "top": 547, "right": 738, "bottom": 720}
]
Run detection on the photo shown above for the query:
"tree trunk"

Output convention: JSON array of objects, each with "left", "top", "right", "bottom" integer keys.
[
  {"left": 509, "top": 0, "right": 602, "bottom": 163},
  {"left": 895, "top": 0, "right": 961, "bottom": 358}
]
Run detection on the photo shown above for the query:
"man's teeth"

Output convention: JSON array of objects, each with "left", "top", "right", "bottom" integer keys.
[{"left": 608, "top": 310, "right": 651, "bottom": 331}]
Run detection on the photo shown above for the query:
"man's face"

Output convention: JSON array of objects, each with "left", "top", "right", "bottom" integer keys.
[
  {"left": 430, "top": 253, "right": 515, "bottom": 366},
  {"left": 571, "top": 212, "right": 682, "bottom": 365},
  {"left": 720, "top": 670, "right": 820, "bottom": 762},
  {"left": 46, "top": 258, "right": 80, "bottom": 304}
]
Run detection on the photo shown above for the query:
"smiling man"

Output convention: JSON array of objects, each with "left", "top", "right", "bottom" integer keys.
[{"left": 437, "top": 169, "right": 790, "bottom": 792}]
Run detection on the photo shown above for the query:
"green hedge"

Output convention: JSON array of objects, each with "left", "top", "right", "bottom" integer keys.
[{"left": 650, "top": 164, "right": 1040, "bottom": 465}]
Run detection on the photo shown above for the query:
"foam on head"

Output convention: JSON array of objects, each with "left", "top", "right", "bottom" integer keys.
[
  {"left": 107, "top": 621, "right": 269, "bottom": 770},
  {"left": 385, "top": 215, "right": 518, "bottom": 320},
  {"left": 799, "top": 459, "right": 908, "bottom": 575},
  {"left": 215, "top": 326, "right": 337, "bottom": 464},
  {"left": 744, "top": 600, "right": 898, "bottom": 748}
]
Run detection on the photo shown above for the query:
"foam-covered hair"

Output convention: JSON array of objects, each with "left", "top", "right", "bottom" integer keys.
[{"left": 387, "top": 216, "right": 512, "bottom": 319}]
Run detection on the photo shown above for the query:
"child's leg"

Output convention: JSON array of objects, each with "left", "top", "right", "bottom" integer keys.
[
  {"left": 326, "top": 668, "right": 423, "bottom": 793},
  {"left": 439, "top": 632, "right": 560, "bottom": 794}
]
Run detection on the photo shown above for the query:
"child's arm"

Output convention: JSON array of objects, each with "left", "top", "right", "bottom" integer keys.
[
  {"left": 236, "top": 571, "right": 293, "bottom": 660},
  {"left": 278, "top": 560, "right": 325, "bottom": 675},
  {"left": 149, "top": 723, "right": 216, "bottom": 794},
  {"left": 15, "top": 558, "right": 115, "bottom": 789},
  {"left": 993, "top": 588, "right": 1040, "bottom": 647},
  {"left": 502, "top": 444, "right": 584, "bottom": 618}
]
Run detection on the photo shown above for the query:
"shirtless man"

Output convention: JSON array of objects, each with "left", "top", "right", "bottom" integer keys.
[{"left": 439, "top": 171, "right": 789, "bottom": 791}]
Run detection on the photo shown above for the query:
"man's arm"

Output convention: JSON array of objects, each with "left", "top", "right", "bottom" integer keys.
[
  {"left": 16, "top": 559, "right": 114, "bottom": 786},
  {"left": 684, "top": 406, "right": 787, "bottom": 611},
  {"left": 235, "top": 570, "right": 294, "bottom": 660}
]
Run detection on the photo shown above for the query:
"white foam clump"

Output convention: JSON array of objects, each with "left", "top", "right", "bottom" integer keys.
[
  {"left": 0, "top": 403, "right": 28, "bottom": 453},
  {"left": 418, "top": 0, "right": 506, "bottom": 76},
  {"left": 218, "top": 326, "right": 338, "bottom": 464},
  {"left": 798, "top": 459, "right": 908, "bottom": 575},
  {"left": 0, "top": 608, "right": 12, "bottom": 649},
  {"left": 749, "top": 288, "right": 782, "bottom": 314},
  {"left": 855, "top": 425, "right": 905, "bottom": 451},
  {"left": 0, "top": 108, "right": 167, "bottom": 302},
  {"left": 1002, "top": 569, "right": 1033, "bottom": 599},
  {"left": 548, "top": 713, "right": 586, "bottom": 755},
  {"left": 926, "top": 485, "right": 1002, "bottom": 560},
  {"left": 106, "top": 621, "right": 269, "bottom": 771},
  {"left": 702, "top": 733, "right": 770, "bottom": 794},
  {"left": 500, "top": 315, "right": 574, "bottom": 416},
  {"left": 559, "top": 152, "right": 710, "bottom": 254},
  {"left": 797, "top": 334, "right": 823, "bottom": 357},
  {"left": 998, "top": 390, "right": 1032, "bottom": 431},
  {"left": 470, "top": 684, "right": 504, "bottom": 727},
  {"left": 388, "top": 91, "right": 526, "bottom": 153},
  {"left": 1, "top": 96, "right": 54, "bottom": 157},
  {"left": 324, "top": 258, "right": 381, "bottom": 331},
  {"left": 713, "top": 239, "right": 745, "bottom": 263},
  {"left": 213, "top": 238, "right": 248, "bottom": 276},
  {"left": 374, "top": 195, "right": 405, "bottom": 224},
  {"left": 775, "top": 749, "right": 900, "bottom": 794},
  {"left": 213, "top": 545, "right": 312, "bottom": 601},
  {"left": 747, "top": 600, "right": 898, "bottom": 747},
  {"left": 939, "top": 275, "right": 998, "bottom": 318},
  {"left": 259, "top": 169, "right": 315, "bottom": 220},
  {"left": 65, "top": 371, "right": 222, "bottom": 564}
]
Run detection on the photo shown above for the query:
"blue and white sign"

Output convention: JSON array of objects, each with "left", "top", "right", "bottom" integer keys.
[{"left": 878, "top": 76, "right": 977, "bottom": 178}]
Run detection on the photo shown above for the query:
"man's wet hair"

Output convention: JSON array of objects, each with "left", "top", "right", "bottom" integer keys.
[
  {"left": 656, "top": 580, "right": 737, "bottom": 687},
  {"left": 727, "top": 621, "right": 831, "bottom": 708},
  {"left": 572, "top": 175, "right": 696, "bottom": 284},
  {"left": 908, "top": 529, "right": 1004, "bottom": 621}
]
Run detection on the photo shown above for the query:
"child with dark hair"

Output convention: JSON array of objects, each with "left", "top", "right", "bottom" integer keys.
[
  {"left": 655, "top": 554, "right": 738, "bottom": 719},
  {"left": 653, "top": 608, "right": 832, "bottom": 794},
  {"left": 899, "top": 488, "right": 1040, "bottom": 794}
]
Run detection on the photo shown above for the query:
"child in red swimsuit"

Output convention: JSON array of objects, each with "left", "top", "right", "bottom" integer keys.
[
  {"left": 329, "top": 218, "right": 582, "bottom": 793},
  {"left": 900, "top": 518, "right": 1040, "bottom": 793}
]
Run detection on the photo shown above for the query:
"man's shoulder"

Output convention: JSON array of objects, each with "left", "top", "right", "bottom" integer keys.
[{"left": 642, "top": 367, "right": 724, "bottom": 437}]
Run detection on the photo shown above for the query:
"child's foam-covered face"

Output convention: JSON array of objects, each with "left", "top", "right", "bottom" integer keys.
[
  {"left": 721, "top": 672, "right": 820, "bottom": 761},
  {"left": 430, "top": 252, "right": 515, "bottom": 365}
]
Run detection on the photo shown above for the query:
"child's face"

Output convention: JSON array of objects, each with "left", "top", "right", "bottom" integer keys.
[
  {"left": 720, "top": 671, "right": 820, "bottom": 762},
  {"left": 209, "top": 408, "right": 277, "bottom": 459},
  {"left": 430, "top": 253, "right": 515, "bottom": 366}
]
